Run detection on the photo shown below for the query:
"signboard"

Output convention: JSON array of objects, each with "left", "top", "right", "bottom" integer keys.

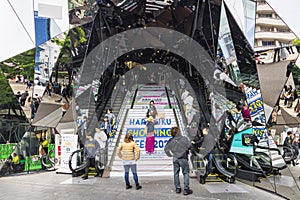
[
  {"left": 230, "top": 128, "right": 254, "bottom": 155},
  {"left": 127, "top": 128, "right": 172, "bottom": 151},
  {"left": 57, "top": 134, "right": 78, "bottom": 173},
  {"left": 245, "top": 86, "right": 267, "bottom": 139}
]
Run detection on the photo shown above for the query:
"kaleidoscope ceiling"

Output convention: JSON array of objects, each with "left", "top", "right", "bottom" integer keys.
[{"left": 0, "top": 0, "right": 299, "bottom": 143}]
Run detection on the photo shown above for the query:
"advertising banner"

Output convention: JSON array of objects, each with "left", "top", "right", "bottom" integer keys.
[
  {"left": 245, "top": 86, "right": 267, "bottom": 139},
  {"left": 230, "top": 128, "right": 254, "bottom": 155},
  {"left": 127, "top": 128, "right": 172, "bottom": 158},
  {"left": 57, "top": 134, "right": 78, "bottom": 173}
]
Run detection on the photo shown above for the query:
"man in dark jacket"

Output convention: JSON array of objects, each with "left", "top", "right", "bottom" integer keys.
[
  {"left": 164, "top": 127, "right": 193, "bottom": 196},
  {"left": 286, "top": 60, "right": 295, "bottom": 78},
  {"left": 82, "top": 132, "right": 100, "bottom": 179}
]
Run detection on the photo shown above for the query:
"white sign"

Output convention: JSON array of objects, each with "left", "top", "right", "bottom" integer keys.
[{"left": 57, "top": 134, "right": 78, "bottom": 174}]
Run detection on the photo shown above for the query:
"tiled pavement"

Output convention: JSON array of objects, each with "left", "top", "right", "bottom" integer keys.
[{"left": 0, "top": 171, "right": 290, "bottom": 200}]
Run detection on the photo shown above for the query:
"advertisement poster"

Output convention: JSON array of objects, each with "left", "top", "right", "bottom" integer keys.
[
  {"left": 57, "top": 134, "right": 78, "bottom": 173},
  {"left": 230, "top": 128, "right": 254, "bottom": 155},
  {"left": 245, "top": 86, "right": 267, "bottom": 139}
]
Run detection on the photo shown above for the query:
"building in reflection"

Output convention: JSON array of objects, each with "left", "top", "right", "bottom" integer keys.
[{"left": 255, "top": 0, "right": 296, "bottom": 52}]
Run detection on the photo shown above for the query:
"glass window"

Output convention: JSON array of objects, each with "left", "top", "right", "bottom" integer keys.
[
  {"left": 259, "top": 14, "right": 272, "bottom": 18},
  {"left": 262, "top": 41, "right": 275, "bottom": 46}
]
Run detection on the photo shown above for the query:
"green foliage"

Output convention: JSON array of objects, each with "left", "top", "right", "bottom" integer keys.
[
  {"left": 0, "top": 49, "right": 35, "bottom": 80},
  {"left": 0, "top": 70, "right": 19, "bottom": 108},
  {"left": 53, "top": 33, "right": 72, "bottom": 65},
  {"left": 292, "top": 64, "right": 300, "bottom": 78},
  {"left": 71, "top": 27, "right": 87, "bottom": 47},
  {"left": 293, "top": 38, "right": 300, "bottom": 46}
]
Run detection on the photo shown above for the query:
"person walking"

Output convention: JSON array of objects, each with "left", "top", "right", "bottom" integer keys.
[
  {"left": 94, "top": 127, "right": 107, "bottom": 177},
  {"left": 145, "top": 116, "right": 158, "bottom": 155},
  {"left": 117, "top": 133, "right": 142, "bottom": 190},
  {"left": 20, "top": 91, "right": 29, "bottom": 106},
  {"left": 100, "top": 116, "right": 112, "bottom": 139},
  {"left": 146, "top": 100, "right": 157, "bottom": 118},
  {"left": 286, "top": 60, "right": 295, "bottom": 78},
  {"left": 82, "top": 132, "right": 100, "bottom": 180},
  {"left": 164, "top": 126, "right": 193, "bottom": 196}
]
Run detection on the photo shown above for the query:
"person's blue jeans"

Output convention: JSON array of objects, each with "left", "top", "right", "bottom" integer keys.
[
  {"left": 173, "top": 158, "right": 190, "bottom": 190},
  {"left": 208, "top": 152, "right": 213, "bottom": 173},
  {"left": 124, "top": 164, "right": 139, "bottom": 186}
]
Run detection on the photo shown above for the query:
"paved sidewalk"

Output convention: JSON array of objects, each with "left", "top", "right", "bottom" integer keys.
[{"left": 0, "top": 172, "right": 287, "bottom": 200}]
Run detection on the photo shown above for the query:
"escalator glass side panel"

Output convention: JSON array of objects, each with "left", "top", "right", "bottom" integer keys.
[
  {"left": 212, "top": 150, "right": 236, "bottom": 179},
  {"left": 254, "top": 166, "right": 300, "bottom": 199},
  {"left": 69, "top": 149, "right": 86, "bottom": 173}
]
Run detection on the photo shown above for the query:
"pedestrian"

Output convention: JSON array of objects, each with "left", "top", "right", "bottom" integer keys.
[
  {"left": 117, "top": 133, "right": 142, "bottom": 190},
  {"left": 20, "top": 91, "right": 29, "bottom": 106},
  {"left": 286, "top": 60, "right": 295, "bottom": 78},
  {"left": 94, "top": 127, "right": 107, "bottom": 177},
  {"left": 105, "top": 108, "right": 116, "bottom": 127},
  {"left": 82, "top": 132, "right": 100, "bottom": 180},
  {"left": 164, "top": 126, "right": 193, "bottom": 195},
  {"left": 146, "top": 100, "right": 157, "bottom": 118},
  {"left": 15, "top": 91, "right": 21, "bottom": 102},
  {"left": 145, "top": 116, "right": 158, "bottom": 155},
  {"left": 100, "top": 116, "right": 112, "bottom": 139},
  {"left": 26, "top": 80, "right": 32, "bottom": 89}
]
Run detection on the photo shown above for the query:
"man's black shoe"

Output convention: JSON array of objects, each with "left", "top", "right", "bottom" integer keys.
[
  {"left": 81, "top": 176, "right": 88, "bottom": 180},
  {"left": 126, "top": 185, "right": 132, "bottom": 189},
  {"left": 183, "top": 189, "right": 193, "bottom": 196},
  {"left": 136, "top": 185, "right": 142, "bottom": 190},
  {"left": 176, "top": 188, "right": 181, "bottom": 193},
  {"left": 94, "top": 173, "right": 100, "bottom": 177}
]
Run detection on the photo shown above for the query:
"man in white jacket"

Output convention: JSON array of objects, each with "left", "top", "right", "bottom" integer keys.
[{"left": 94, "top": 127, "right": 107, "bottom": 177}]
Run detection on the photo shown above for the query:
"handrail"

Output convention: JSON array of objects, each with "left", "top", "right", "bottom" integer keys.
[
  {"left": 107, "top": 108, "right": 130, "bottom": 170},
  {"left": 130, "top": 87, "right": 138, "bottom": 109},
  {"left": 276, "top": 145, "right": 295, "bottom": 162},
  {"left": 165, "top": 86, "right": 172, "bottom": 108},
  {"left": 215, "top": 144, "right": 238, "bottom": 177},
  {"left": 107, "top": 89, "right": 134, "bottom": 140},
  {"left": 41, "top": 149, "right": 56, "bottom": 169},
  {"left": 68, "top": 149, "right": 86, "bottom": 174},
  {"left": 110, "top": 81, "right": 121, "bottom": 109}
]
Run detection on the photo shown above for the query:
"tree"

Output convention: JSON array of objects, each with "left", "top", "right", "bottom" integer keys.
[
  {"left": 0, "top": 49, "right": 35, "bottom": 80},
  {"left": 293, "top": 38, "right": 300, "bottom": 46}
]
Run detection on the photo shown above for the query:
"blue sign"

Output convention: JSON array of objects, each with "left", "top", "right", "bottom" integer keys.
[{"left": 126, "top": 128, "right": 171, "bottom": 138}]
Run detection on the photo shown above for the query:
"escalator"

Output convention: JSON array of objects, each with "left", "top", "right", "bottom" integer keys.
[
  {"left": 41, "top": 148, "right": 57, "bottom": 170},
  {"left": 68, "top": 149, "right": 86, "bottom": 177},
  {"left": 68, "top": 148, "right": 107, "bottom": 177},
  {"left": 191, "top": 143, "right": 238, "bottom": 184},
  {"left": 235, "top": 145, "right": 287, "bottom": 182},
  {"left": 212, "top": 148, "right": 237, "bottom": 183}
]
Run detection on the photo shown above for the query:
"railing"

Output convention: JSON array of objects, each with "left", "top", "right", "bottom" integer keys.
[
  {"left": 106, "top": 88, "right": 136, "bottom": 170},
  {"left": 276, "top": 145, "right": 295, "bottom": 163},
  {"left": 68, "top": 149, "right": 86, "bottom": 176},
  {"left": 41, "top": 148, "right": 57, "bottom": 169},
  {"left": 107, "top": 109, "right": 130, "bottom": 171}
]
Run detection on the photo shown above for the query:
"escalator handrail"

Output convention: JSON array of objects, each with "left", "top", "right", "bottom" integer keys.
[
  {"left": 130, "top": 87, "right": 138, "bottom": 109},
  {"left": 68, "top": 149, "right": 86, "bottom": 173},
  {"left": 276, "top": 145, "right": 295, "bottom": 162},
  {"left": 215, "top": 142, "right": 238, "bottom": 177},
  {"left": 212, "top": 150, "right": 238, "bottom": 178},
  {"left": 41, "top": 149, "right": 56, "bottom": 169},
  {"left": 255, "top": 145, "right": 288, "bottom": 170},
  {"left": 107, "top": 108, "right": 130, "bottom": 169}
]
